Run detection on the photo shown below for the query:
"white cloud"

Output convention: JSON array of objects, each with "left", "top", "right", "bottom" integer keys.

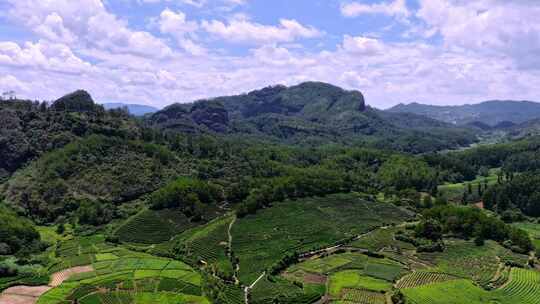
[
  {"left": 252, "top": 45, "right": 317, "bottom": 67},
  {"left": 341, "top": 0, "right": 410, "bottom": 19},
  {"left": 0, "top": 40, "right": 92, "bottom": 75},
  {"left": 201, "top": 17, "right": 321, "bottom": 44},
  {"left": 139, "top": 0, "right": 247, "bottom": 8},
  {"left": 2, "top": 0, "right": 540, "bottom": 109},
  {"left": 416, "top": 0, "right": 540, "bottom": 69},
  {"left": 158, "top": 8, "right": 205, "bottom": 56},
  {"left": 159, "top": 9, "right": 198, "bottom": 35},
  {"left": 0, "top": 75, "right": 29, "bottom": 93},
  {"left": 341, "top": 35, "right": 384, "bottom": 55},
  {"left": 179, "top": 0, "right": 206, "bottom": 8},
  {"left": 34, "top": 13, "right": 77, "bottom": 44},
  {"left": 7, "top": 0, "right": 173, "bottom": 59}
]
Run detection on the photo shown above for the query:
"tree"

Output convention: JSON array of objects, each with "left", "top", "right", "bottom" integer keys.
[
  {"left": 422, "top": 195, "right": 433, "bottom": 209},
  {"left": 56, "top": 223, "right": 65, "bottom": 234},
  {"left": 415, "top": 219, "right": 443, "bottom": 241}
]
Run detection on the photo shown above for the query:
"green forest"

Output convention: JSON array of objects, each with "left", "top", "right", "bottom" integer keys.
[{"left": 2, "top": 85, "right": 540, "bottom": 304}]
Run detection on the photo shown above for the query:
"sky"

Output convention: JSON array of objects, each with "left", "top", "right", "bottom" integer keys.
[{"left": 0, "top": 0, "right": 539, "bottom": 109}]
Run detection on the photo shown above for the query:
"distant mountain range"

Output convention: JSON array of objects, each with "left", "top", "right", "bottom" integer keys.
[
  {"left": 387, "top": 100, "right": 540, "bottom": 126},
  {"left": 103, "top": 102, "right": 159, "bottom": 116},
  {"left": 147, "top": 82, "right": 476, "bottom": 152}
]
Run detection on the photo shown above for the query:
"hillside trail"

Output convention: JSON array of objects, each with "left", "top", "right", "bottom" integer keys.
[
  {"left": 227, "top": 215, "right": 241, "bottom": 285},
  {"left": 244, "top": 271, "right": 266, "bottom": 304},
  {"left": 0, "top": 265, "right": 94, "bottom": 304}
]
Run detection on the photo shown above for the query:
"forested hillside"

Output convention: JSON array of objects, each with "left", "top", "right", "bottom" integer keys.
[
  {"left": 2, "top": 85, "right": 540, "bottom": 304},
  {"left": 0, "top": 91, "right": 138, "bottom": 181},
  {"left": 148, "top": 82, "right": 476, "bottom": 152}
]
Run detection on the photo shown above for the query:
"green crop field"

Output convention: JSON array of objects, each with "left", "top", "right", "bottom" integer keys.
[
  {"left": 231, "top": 193, "right": 411, "bottom": 284},
  {"left": 328, "top": 270, "right": 392, "bottom": 296},
  {"left": 494, "top": 268, "right": 540, "bottom": 303},
  {"left": 283, "top": 251, "right": 405, "bottom": 303},
  {"left": 177, "top": 216, "right": 234, "bottom": 277},
  {"left": 437, "top": 168, "right": 499, "bottom": 202},
  {"left": 349, "top": 226, "right": 415, "bottom": 252},
  {"left": 402, "top": 268, "right": 540, "bottom": 304},
  {"left": 395, "top": 271, "right": 459, "bottom": 289},
  {"left": 250, "top": 275, "right": 325, "bottom": 304},
  {"left": 114, "top": 209, "right": 197, "bottom": 244},
  {"left": 38, "top": 255, "right": 207, "bottom": 304},
  {"left": 417, "top": 239, "right": 528, "bottom": 287},
  {"left": 26, "top": 234, "right": 212, "bottom": 304},
  {"left": 401, "top": 279, "right": 494, "bottom": 304}
]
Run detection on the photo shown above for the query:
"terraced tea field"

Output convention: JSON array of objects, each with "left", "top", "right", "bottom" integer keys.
[
  {"left": 250, "top": 275, "right": 325, "bottom": 304},
  {"left": 232, "top": 193, "right": 411, "bottom": 284},
  {"left": 349, "top": 226, "right": 415, "bottom": 252},
  {"left": 401, "top": 279, "right": 493, "bottom": 304},
  {"left": 283, "top": 251, "right": 406, "bottom": 303},
  {"left": 402, "top": 268, "right": 540, "bottom": 304},
  {"left": 494, "top": 268, "right": 540, "bottom": 303},
  {"left": 395, "top": 271, "right": 459, "bottom": 289},
  {"left": 114, "top": 209, "right": 197, "bottom": 244},
  {"left": 178, "top": 216, "right": 234, "bottom": 276},
  {"left": 339, "top": 288, "right": 386, "bottom": 304},
  {"left": 417, "top": 239, "right": 528, "bottom": 287}
]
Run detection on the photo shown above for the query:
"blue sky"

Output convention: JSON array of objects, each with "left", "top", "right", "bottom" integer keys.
[{"left": 0, "top": 0, "right": 539, "bottom": 108}]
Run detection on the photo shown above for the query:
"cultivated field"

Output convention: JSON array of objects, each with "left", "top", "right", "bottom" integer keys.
[
  {"left": 114, "top": 209, "right": 196, "bottom": 244},
  {"left": 231, "top": 193, "right": 411, "bottom": 284}
]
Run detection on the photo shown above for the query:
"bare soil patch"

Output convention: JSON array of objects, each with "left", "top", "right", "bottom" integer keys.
[
  {"left": 49, "top": 265, "right": 94, "bottom": 287},
  {"left": 0, "top": 286, "right": 51, "bottom": 304},
  {"left": 304, "top": 273, "right": 327, "bottom": 284},
  {"left": 0, "top": 265, "right": 94, "bottom": 304}
]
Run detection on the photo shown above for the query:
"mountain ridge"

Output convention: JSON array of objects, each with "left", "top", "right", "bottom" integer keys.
[
  {"left": 102, "top": 102, "right": 159, "bottom": 116},
  {"left": 147, "top": 81, "right": 476, "bottom": 152},
  {"left": 388, "top": 100, "right": 540, "bottom": 126}
]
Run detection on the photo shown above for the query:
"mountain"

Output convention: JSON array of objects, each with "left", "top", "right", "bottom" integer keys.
[
  {"left": 103, "top": 102, "right": 159, "bottom": 116},
  {"left": 387, "top": 100, "right": 540, "bottom": 126},
  {"left": 148, "top": 82, "right": 476, "bottom": 152}
]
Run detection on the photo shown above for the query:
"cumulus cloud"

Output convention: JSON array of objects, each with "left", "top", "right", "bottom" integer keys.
[
  {"left": 1, "top": 0, "right": 540, "bottom": 109},
  {"left": 0, "top": 40, "right": 92, "bottom": 75},
  {"left": 7, "top": 0, "right": 173, "bottom": 58},
  {"left": 201, "top": 17, "right": 322, "bottom": 44},
  {"left": 158, "top": 8, "right": 205, "bottom": 55},
  {"left": 341, "top": 35, "right": 385, "bottom": 55},
  {"left": 341, "top": 0, "right": 410, "bottom": 19},
  {"left": 416, "top": 0, "right": 540, "bottom": 69},
  {"left": 252, "top": 45, "right": 317, "bottom": 67}
]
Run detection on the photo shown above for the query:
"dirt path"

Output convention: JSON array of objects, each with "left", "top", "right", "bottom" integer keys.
[
  {"left": 0, "top": 265, "right": 94, "bottom": 304},
  {"left": 227, "top": 215, "right": 236, "bottom": 257},
  {"left": 244, "top": 272, "right": 266, "bottom": 304}
]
